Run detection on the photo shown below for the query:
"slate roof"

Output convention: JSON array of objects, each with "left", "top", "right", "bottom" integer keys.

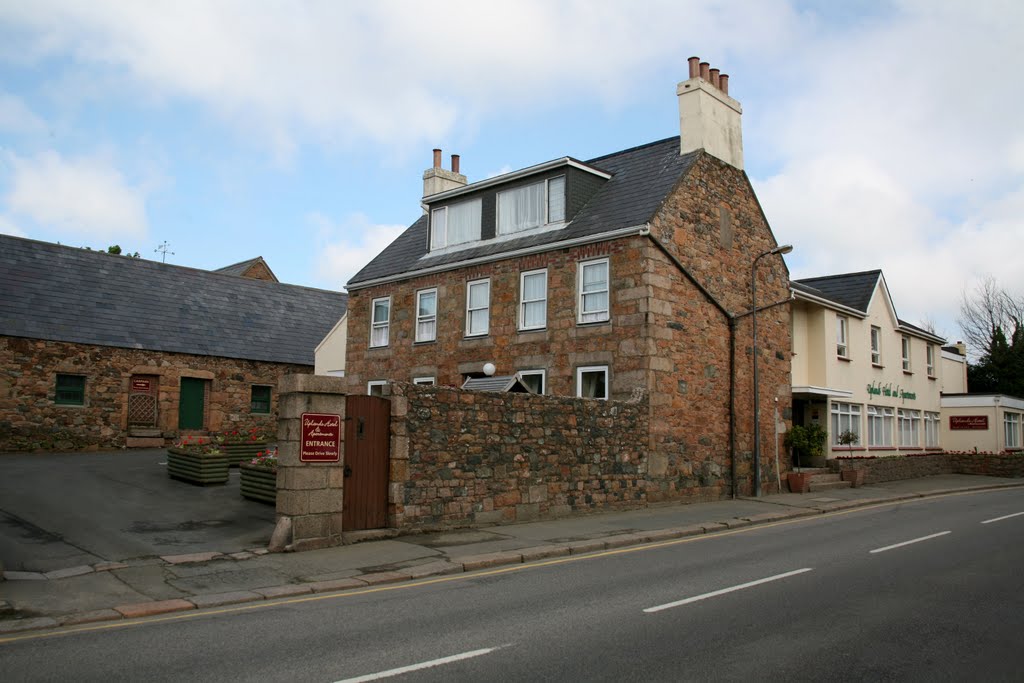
[
  {"left": 792, "top": 270, "right": 882, "bottom": 313},
  {"left": 0, "top": 235, "right": 347, "bottom": 366},
  {"left": 461, "top": 375, "right": 532, "bottom": 393},
  {"left": 215, "top": 256, "right": 277, "bottom": 281},
  {"left": 348, "top": 137, "right": 699, "bottom": 287}
]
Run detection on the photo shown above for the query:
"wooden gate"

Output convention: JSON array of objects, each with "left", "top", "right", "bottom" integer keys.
[
  {"left": 128, "top": 375, "right": 159, "bottom": 427},
  {"left": 342, "top": 395, "right": 390, "bottom": 531}
]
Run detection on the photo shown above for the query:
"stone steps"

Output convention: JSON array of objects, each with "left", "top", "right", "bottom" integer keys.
[{"left": 809, "top": 471, "right": 852, "bottom": 492}]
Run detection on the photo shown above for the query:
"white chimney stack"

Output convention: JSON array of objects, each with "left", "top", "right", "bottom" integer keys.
[
  {"left": 677, "top": 56, "right": 744, "bottom": 169},
  {"left": 423, "top": 148, "right": 467, "bottom": 198}
]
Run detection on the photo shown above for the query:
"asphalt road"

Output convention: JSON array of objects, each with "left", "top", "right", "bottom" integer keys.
[{"left": 3, "top": 489, "right": 1023, "bottom": 682}]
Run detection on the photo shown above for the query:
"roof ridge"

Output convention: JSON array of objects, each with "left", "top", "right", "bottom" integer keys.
[
  {"left": 795, "top": 268, "right": 882, "bottom": 283},
  {"left": 586, "top": 135, "right": 680, "bottom": 164}
]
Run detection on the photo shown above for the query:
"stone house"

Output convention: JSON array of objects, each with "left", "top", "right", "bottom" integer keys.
[
  {"left": 344, "top": 59, "right": 793, "bottom": 500},
  {"left": 214, "top": 256, "right": 279, "bottom": 283},
  {"left": 0, "top": 235, "right": 347, "bottom": 451},
  {"left": 790, "top": 270, "right": 947, "bottom": 458}
]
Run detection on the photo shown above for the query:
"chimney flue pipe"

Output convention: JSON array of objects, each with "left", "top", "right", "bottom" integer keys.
[
  {"left": 688, "top": 56, "right": 700, "bottom": 79},
  {"left": 699, "top": 62, "right": 710, "bottom": 80},
  {"left": 451, "top": 154, "right": 460, "bottom": 174},
  {"left": 709, "top": 68, "right": 720, "bottom": 88},
  {"left": 719, "top": 73, "right": 729, "bottom": 95},
  {"left": 432, "top": 148, "right": 442, "bottom": 169}
]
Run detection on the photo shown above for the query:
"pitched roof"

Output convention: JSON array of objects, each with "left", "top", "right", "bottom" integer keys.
[
  {"left": 348, "top": 137, "right": 699, "bottom": 287},
  {"left": 0, "top": 235, "right": 347, "bottom": 366},
  {"left": 461, "top": 375, "right": 532, "bottom": 393},
  {"left": 793, "top": 270, "right": 881, "bottom": 313},
  {"left": 214, "top": 256, "right": 278, "bottom": 281}
]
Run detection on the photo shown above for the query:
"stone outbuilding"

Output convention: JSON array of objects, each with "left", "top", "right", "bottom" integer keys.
[{"left": 0, "top": 235, "right": 347, "bottom": 451}]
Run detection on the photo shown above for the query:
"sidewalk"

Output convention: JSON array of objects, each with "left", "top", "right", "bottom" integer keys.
[{"left": 2, "top": 474, "right": 1021, "bottom": 635}]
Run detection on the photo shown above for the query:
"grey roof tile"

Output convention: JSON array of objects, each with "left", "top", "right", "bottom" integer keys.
[
  {"left": 348, "top": 137, "right": 698, "bottom": 286},
  {"left": 793, "top": 270, "right": 881, "bottom": 313},
  {"left": 0, "top": 235, "right": 347, "bottom": 366}
]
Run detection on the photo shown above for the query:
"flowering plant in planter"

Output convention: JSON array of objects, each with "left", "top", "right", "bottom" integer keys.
[
  {"left": 171, "top": 436, "right": 222, "bottom": 455},
  {"left": 240, "top": 446, "right": 278, "bottom": 505},
  {"left": 167, "top": 437, "right": 228, "bottom": 485},
  {"left": 215, "top": 427, "right": 270, "bottom": 445},
  {"left": 247, "top": 447, "right": 278, "bottom": 471}
]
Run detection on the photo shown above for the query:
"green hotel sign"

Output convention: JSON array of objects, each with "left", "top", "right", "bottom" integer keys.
[{"left": 866, "top": 381, "right": 916, "bottom": 402}]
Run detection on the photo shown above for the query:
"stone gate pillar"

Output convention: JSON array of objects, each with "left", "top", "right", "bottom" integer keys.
[{"left": 270, "top": 374, "right": 347, "bottom": 552}]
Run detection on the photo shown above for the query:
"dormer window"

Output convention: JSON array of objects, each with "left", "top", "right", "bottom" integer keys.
[
  {"left": 430, "top": 198, "right": 481, "bottom": 250},
  {"left": 497, "top": 176, "right": 565, "bottom": 236}
]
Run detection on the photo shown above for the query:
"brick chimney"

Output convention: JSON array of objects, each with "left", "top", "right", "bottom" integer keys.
[
  {"left": 423, "top": 149, "right": 467, "bottom": 198},
  {"left": 677, "top": 56, "right": 744, "bottom": 169}
]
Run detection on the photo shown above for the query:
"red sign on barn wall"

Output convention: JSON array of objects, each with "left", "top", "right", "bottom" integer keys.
[
  {"left": 949, "top": 415, "right": 988, "bottom": 430},
  {"left": 300, "top": 412, "right": 342, "bottom": 462},
  {"left": 131, "top": 378, "right": 152, "bottom": 392}
]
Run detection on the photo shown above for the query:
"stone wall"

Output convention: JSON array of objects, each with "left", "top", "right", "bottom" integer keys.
[
  {"left": 830, "top": 452, "right": 1024, "bottom": 483},
  {"left": 390, "top": 383, "right": 649, "bottom": 530},
  {"left": 0, "top": 335, "right": 309, "bottom": 452}
]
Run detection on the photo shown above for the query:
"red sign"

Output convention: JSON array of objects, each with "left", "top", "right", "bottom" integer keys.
[
  {"left": 300, "top": 412, "right": 342, "bottom": 462},
  {"left": 950, "top": 415, "right": 988, "bottom": 430},
  {"left": 131, "top": 378, "right": 152, "bottom": 392}
]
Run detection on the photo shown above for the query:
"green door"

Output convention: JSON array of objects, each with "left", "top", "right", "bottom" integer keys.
[{"left": 178, "top": 378, "right": 206, "bottom": 429}]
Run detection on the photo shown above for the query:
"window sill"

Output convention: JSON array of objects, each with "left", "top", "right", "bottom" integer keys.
[
  {"left": 54, "top": 403, "right": 86, "bottom": 408},
  {"left": 898, "top": 446, "right": 923, "bottom": 451},
  {"left": 927, "top": 375, "right": 936, "bottom": 380},
  {"left": 462, "top": 333, "right": 489, "bottom": 340},
  {"left": 831, "top": 445, "right": 866, "bottom": 452},
  {"left": 868, "top": 446, "right": 895, "bottom": 450},
  {"left": 872, "top": 363, "right": 884, "bottom": 369},
  {"left": 413, "top": 340, "right": 437, "bottom": 346},
  {"left": 576, "top": 319, "right": 611, "bottom": 327},
  {"left": 837, "top": 356, "right": 851, "bottom": 363},
  {"left": 903, "top": 370, "right": 914, "bottom": 376}
]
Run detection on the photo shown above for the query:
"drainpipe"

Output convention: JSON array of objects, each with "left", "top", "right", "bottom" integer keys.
[{"left": 640, "top": 227, "right": 739, "bottom": 497}]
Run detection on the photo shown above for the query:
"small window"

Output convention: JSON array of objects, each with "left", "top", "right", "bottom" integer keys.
[
  {"left": 518, "top": 370, "right": 546, "bottom": 395},
  {"left": 1005, "top": 412, "right": 1021, "bottom": 449},
  {"left": 250, "top": 385, "right": 271, "bottom": 414},
  {"left": 836, "top": 316, "right": 848, "bottom": 358},
  {"left": 870, "top": 326, "right": 881, "bottom": 365},
  {"left": 926, "top": 344, "right": 935, "bottom": 377},
  {"left": 367, "top": 380, "right": 387, "bottom": 397},
  {"left": 924, "top": 412, "right": 940, "bottom": 448},
  {"left": 370, "top": 297, "right": 391, "bottom": 348},
  {"left": 416, "top": 289, "right": 437, "bottom": 343},
  {"left": 412, "top": 377, "right": 435, "bottom": 386},
  {"left": 466, "top": 279, "right": 490, "bottom": 337},
  {"left": 576, "top": 365, "right": 608, "bottom": 400},
  {"left": 430, "top": 198, "right": 482, "bottom": 249},
  {"left": 55, "top": 374, "right": 85, "bottom": 405},
  {"left": 578, "top": 258, "right": 609, "bottom": 324},
  {"left": 901, "top": 335, "right": 911, "bottom": 371},
  {"left": 519, "top": 269, "right": 548, "bottom": 330},
  {"left": 547, "top": 176, "right": 566, "bottom": 223}
]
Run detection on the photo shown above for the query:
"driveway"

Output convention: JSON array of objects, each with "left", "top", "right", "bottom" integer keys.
[{"left": 0, "top": 449, "right": 276, "bottom": 573}]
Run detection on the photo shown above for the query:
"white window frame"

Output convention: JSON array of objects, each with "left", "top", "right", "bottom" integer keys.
[
  {"left": 836, "top": 316, "right": 849, "bottom": 358},
  {"left": 412, "top": 376, "right": 436, "bottom": 386},
  {"left": 370, "top": 296, "right": 391, "bottom": 348},
  {"left": 415, "top": 288, "right": 437, "bottom": 343},
  {"left": 517, "top": 369, "right": 546, "bottom": 395},
  {"left": 830, "top": 401, "right": 862, "bottom": 446},
  {"left": 926, "top": 344, "right": 936, "bottom": 377},
  {"left": 496, "top": 177, "right": 566, "bottom": 236},
  {"left": 1005, "top": 412, "right": 1021, "bottom": 449},
  {"left": 465, "top": 278, "right": 490, "bottom": 337},
  {"left": 870, "top": 326, "right": 882, "bottom": 365},
  {"left": 924, "top": 411, "right": 940, "bottom": 448},
  {"left": 519, "top": 269, "right": 548, "bottom": 331},
  {"left": 367, "top": 380, "right": 387, "bottom": 396},
  {"left": 546, "top": 175, "right": 566, "bottom": 224},
  {"left": 867, "top": 405, "right": 894, "bottom": 447},
  {"left": 901, "top": 335, "right": 912, "bottom": 371},
  {"left": 578, "top": 257, "right": 610, "bottom": 324},
  {"left": 576, "top": 365, "right": 609, "bottom": 400},
  {"left": 430, "top": 198, "right": 482, "bottom": 250},
  {"left": 897, "top": 408, "right": 921, "bottom": 447}
]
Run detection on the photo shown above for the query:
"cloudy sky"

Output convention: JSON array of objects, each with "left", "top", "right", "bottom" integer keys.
[{"left": 1, "top": 0, "right": 1021, "bottom": 343}]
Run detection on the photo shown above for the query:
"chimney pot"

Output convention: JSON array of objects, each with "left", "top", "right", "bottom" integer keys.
[
  {"left": 432, "top": 148, "right": 442, "bottom": 169},
  {"left": 451, "top": 154, "right": 460, "bottom": 174},
  {"left": 688, "top": 56, "right": 700, "bottom": 79},
  {"left": 709, "top": 68, "right": 720, "bottom": 88},
  {"left": 699, "top": 62, "right": 710, "bottom": 80},
  {"left": 719, "top": 73, "right": 729, "bottom": 95}
]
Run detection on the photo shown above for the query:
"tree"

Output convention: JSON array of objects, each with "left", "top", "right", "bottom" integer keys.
[
  {"left": 958, "top": 276, "right": 1024, "bottom": 358},
  {"left": 107, "top": 245, "right": 122, "bottom": 255}
]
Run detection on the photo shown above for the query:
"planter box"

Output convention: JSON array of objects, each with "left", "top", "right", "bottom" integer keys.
[
  {"left": 167, "top": 447, "right": 229, "bottom": 485},
  {"left": 841, "top": 469, "right": 867, "bottom": 488},
  {"left": 787, "top": 471, "right": 813, "bottom": 494},
  {"left": 221, "top": 441, "right": 269, "bottom": 467},
  {"left": 240, "top": 463, "right": 277, "bottom": 505}
]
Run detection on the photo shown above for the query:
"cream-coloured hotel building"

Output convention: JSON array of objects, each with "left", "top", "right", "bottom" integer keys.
[{"left": 790, "top": 270, "right": 949, "bottom": 459}]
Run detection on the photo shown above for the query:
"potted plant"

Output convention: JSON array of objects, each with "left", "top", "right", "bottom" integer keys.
[
  {"left": 167, "top": 436, "right": 230, "bottom": 485},
  {"left": 783, "top": 423, "right": 827, "bottom": 493},
  {"left": 240, "top": 447, "right": 278, "bottom": 505},
  {"left": 217, "top": 427, "right": 271, "bottom": 467}
]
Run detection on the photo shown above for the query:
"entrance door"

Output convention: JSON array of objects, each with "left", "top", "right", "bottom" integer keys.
[
  {"left": 342, "top": 395, "right": 390, "bottom": 531},
  {"left": 178, "top": 377, "right": 207, "bottom": 430}
]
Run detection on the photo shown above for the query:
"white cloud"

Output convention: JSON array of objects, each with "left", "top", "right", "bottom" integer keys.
[
  {"left": 0, "top": 93, "right": 45, "bottom": 134},
  {"left": 3, "top": 151, "right": 148, "bottom": 240},
  {"left": 310, "top": 211, "right": 407, "bottom": 289},
  {"left": 0, "top": 214, "right": 26, "bottom": 237}
]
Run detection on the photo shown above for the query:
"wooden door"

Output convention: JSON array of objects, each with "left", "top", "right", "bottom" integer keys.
[
  {"left": 179, "top": 377, "right": 206, "bottom": 429},
  {"left": 342, "top": 395, "right": 390, "bottom": 531},
  {"left": 128, "top": 374, "right": 159, "bottom": 427}
]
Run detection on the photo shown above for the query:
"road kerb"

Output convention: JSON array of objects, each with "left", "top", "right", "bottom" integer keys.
[
  {"left": 188, "top": 591, "right": 264, "bottom": 609},
  {"left": 114, "top": 599, "right": 195, "bottom": 619},
  {"left": 59, "top": 609, "right": 122, "bottom": 626}
]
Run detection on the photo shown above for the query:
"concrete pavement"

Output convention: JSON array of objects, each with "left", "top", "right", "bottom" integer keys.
[{"left": 2, "top": 471, "right": 1021, "bottom": 636}]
